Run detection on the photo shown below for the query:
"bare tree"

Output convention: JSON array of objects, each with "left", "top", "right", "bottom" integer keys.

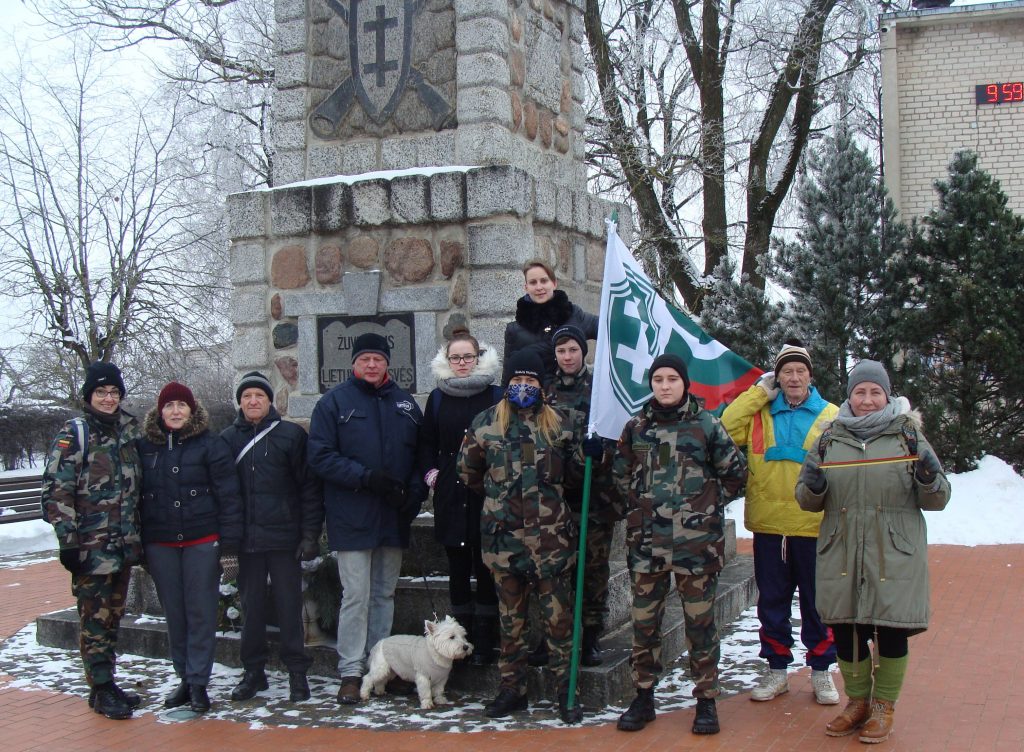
[
  {"left": 0, "top": 42, "right": 227, "bottom": 371},
  {"left": 584, "top": 0, "right": 876, "bottom": 310},
  {"left": 39, "top": 0, "right": 275, "bottom": 188}
]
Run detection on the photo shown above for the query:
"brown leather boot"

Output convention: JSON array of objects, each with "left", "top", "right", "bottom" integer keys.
[
  {"left": 858, "top": 699, "right": 895, "bottom": 744},
  {"left": 825, "top": 697, "right": 871, "bottom": 737}
]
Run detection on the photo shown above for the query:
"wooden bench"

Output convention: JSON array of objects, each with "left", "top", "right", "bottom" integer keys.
[{"left": 0, "top": 474, "right": 44, "bottom": 524}]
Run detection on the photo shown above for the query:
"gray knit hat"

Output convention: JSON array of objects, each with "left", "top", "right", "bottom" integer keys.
[
  {"left": 236, "top": 371, "right": 274, "bottom": 404},
  {"left": 846, "top": 359, "right": 891, "bottom": 399}
]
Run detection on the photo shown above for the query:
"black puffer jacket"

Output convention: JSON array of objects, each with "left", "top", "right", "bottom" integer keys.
[
  {"left": 221, "top": 406, "right": 324, "bottom": 553},
  {"left": 419, "top": 344, "right": 503, "bottom": 548},
  {"left": 503, "top": 289, "right": 598, "bottom": 383},
  {"left": 137, "top": 404, "right": 243, "bottom": 547}
]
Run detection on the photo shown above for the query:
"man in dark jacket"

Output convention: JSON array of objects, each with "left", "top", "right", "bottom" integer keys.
[
  {"left": 42, "top": 361, "right": 143, "bottom": 720},
  {"left": 221, "top": 371, "right": 324, "bottom": 704},
  {"left": 307, "top": 333, "right": 427, "bottom": 706}
]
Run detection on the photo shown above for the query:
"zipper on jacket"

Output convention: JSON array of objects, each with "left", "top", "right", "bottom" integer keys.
[{"left": 876, "top": 504, "right": 886, "bottom": 581}]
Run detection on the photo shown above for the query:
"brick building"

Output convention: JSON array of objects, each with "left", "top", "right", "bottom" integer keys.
[{"left": 880, "top": 1, "right": 1024, "bottom": 221}]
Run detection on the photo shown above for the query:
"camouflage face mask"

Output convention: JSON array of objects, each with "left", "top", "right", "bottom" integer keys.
[{"left": 506, "top": 383, "right": 541, "bottom": 408}]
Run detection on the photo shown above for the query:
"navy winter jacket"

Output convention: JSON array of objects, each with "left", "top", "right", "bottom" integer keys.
[
  {"left": 220, "top": 406, "right": 324, "bottom": 553},
  {"left": 137, "top": 405, "right": 243, "bottom": 548},
  {"left": 307, "top": 376, "right": 426, "bottom": 551}
]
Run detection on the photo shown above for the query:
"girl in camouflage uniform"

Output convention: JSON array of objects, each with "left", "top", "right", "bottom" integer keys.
[
  {"left": 613, "top": 354, "right": 747, "bottom": 735},
  {"left": 457, "top": 349, "right": 597, "bottom": 724}
]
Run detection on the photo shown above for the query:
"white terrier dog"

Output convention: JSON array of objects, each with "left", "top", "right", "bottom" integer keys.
[{"left": 360, "top": 615, "right": 473, "bottom": 709}]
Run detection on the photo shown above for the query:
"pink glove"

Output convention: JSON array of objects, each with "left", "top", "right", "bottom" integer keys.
[{"left": 424, "top": 468, "right": 439, "bottom": 489}]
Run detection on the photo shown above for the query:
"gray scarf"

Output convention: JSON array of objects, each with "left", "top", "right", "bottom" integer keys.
[
  {"left": 833, "top": 396, "right": 910, "bottom": 440},
  {"left": 437, "top": 372, "right": 497, "bottom": 399}
]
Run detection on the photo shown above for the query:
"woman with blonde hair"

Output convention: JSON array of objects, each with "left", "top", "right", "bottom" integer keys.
[{"left": 458, "top": 350, "right": 602, "bottom": 724}]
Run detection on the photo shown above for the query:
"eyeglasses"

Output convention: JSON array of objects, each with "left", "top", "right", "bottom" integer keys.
[
  {"left": 93, "top": 388, "right": 121, "bottom": 400},
  {"left": 448, "top": 354, "right": 478, "bottom": 364}
]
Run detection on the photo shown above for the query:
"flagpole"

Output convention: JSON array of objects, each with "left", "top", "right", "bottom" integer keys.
[{"left": 566, "top": 454, "right": 592, "bottom": 712}]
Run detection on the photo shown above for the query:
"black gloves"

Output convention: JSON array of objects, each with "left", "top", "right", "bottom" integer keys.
[
  {"left": 295, "top": 536, "right": 320, "bottom": 561},
  {"left": 582, "top": 435, "right": 604, "bottom": 460},
  {"left": 367, "top": 470, "right": 407, "bottom": 509},
  {"left": 915, "top": 446, "right": 943, "bottom": 485},
  {"left": 59, "top": 547, "right": 82, "bottom": 575},
  {"left": 799, "top": 462, "right": 828, "bottom": 495}
]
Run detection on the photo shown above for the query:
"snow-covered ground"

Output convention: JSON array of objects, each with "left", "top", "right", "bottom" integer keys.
[{"left": 5, "top": 455, "right": 1021, "bottom": 558}]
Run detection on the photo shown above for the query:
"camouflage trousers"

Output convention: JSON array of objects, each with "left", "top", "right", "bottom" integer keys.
[
  {"left": 71, "top": 568, "right": 132, "bottom": 686},
  {"left": 574, "top": 516, "right": 613, "bottom": 630},
  {"left": 494, "top": 571, "right": 573, "bottom": 693},
  {"left": 629, "top": 569, "right": 720, "bottom": 699}
]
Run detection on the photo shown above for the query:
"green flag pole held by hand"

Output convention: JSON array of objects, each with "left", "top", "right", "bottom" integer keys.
[{"left": 566, "top": 455, "right": 593, "bottom": 713}]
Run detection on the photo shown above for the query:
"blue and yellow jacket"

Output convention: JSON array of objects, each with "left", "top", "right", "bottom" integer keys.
[{"left": 721, "top": 384, "right": 837, "bottom": 538}]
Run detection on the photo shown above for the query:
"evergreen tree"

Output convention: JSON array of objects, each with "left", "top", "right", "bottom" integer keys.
[
  {"left": 700, "top": 255, "right": 790, "bottom": 370},
  {"left": 770, "top": 124, "right": 907, "bottom": 402},
  {"left": 893, "top": 151, "right": 1024, "bottom": 472}
]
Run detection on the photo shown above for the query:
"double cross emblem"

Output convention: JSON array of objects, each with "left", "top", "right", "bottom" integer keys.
[{"left": 311, "top": 0, "right": 454, "bottom": 136}]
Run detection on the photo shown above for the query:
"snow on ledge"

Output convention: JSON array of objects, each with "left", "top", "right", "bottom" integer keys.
[{"left": 258, "top": 165, "right": 481, "bottom": 192}]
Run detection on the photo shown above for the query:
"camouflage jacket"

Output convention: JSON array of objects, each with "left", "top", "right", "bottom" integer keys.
[
  {"left": 42, "top": 405, "right": 144, "bottom": 574},
  {"left": 545, "top": 366, "right": 624, "bottom": 522},
  {"left": 457, "top": 402, "right": 586, "bottom": 580},
  {"left": 614, "top": 394, "right": 747, "bottom": 575}
]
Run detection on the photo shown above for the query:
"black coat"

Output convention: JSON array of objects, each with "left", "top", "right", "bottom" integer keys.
[
  {"left": 220, "top": 406, "right": 324, "bottom": 553},
  {"left": 137, "top": 405, "right": 243, "bottom": 547},
  {"left": 503, "top": 289, "right": 598, "bottom": 383},
  {"left": 421, "top": 385, "right": 503, "bottom": 547}
]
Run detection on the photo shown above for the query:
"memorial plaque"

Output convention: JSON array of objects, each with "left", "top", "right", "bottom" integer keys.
[{"left": 318, "top": 313, "right": 417, "bottom": 393}]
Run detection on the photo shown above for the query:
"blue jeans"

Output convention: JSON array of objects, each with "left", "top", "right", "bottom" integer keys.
[{"left": 335, "top": 547, "right": 403, "bottom": 677}]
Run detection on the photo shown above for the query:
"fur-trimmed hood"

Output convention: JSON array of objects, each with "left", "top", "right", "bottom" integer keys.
[
  {"left": 430, "top": 341, "right": 501, "bottom": 383},
  {"left": 514, "top": 289, "right": 575, "bottom": 333},
  {"left": 143, "top": 402, "right": 210, "bottom": 443}
]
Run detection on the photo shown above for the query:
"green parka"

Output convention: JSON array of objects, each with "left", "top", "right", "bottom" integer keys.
[{"left": 795, "top": 407, "right": 950, "bottom": 632}]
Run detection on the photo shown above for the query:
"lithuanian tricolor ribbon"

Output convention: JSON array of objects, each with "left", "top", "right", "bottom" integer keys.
[{"left": 820, "top": 455, "right": 918, "bottom": 469}]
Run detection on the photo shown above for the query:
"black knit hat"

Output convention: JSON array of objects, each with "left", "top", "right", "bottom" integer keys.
[
  {"left": 551, "top": 325, "right": 588, "bottom": 357},
  {"left": 505, "top": 350, "right": 544, "bottom": 385},
  {"left": 236, "top": 371, "right": 273, "bottom": 404},
  {"left": 352, "top": 332, "right": 391, "bottom": 364},
  {"left": 648, "top": 353, "right": 691, "bottom": 393},
  {"left": 774, "top": 338, "right": 813, "bottom": 377},
  {"left": 82, "top": 361, "right": 126, "bottom": 402}
]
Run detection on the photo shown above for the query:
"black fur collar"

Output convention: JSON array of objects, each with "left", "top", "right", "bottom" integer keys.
[{"left": 515, "top": 289, "right": 574, "bottom": 333}]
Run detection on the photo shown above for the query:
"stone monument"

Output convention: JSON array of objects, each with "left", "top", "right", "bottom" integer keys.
[{"left": 225, "top": 0, "right": 634, "bottom": 414}]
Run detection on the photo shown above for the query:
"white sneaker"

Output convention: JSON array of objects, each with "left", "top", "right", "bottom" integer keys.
[
  {"left": 750, "top": 668, "right": 789, "bottom": 701},
  {"left": 811, "top": 669, "right": 840, "bottom": 705}
]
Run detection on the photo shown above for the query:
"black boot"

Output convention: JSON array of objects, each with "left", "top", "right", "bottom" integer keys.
[
  {"left": 189, "top": 684, "right": 211, "bottom": 714},
  {"left": 89, "top": 682, "right": 141, "bottom": 709},
  {"left": 581, "top": 627, "right": 602, "bottom": 667},
  {"left": 470, "top": 615, "right": 498, "bottom": 666},
  {"left": 484, "top": 687, "right": 528, "bottom": 718},
  {"left": 164, "top": 681, "right": 191, "bottom": 709},
  {"left": 617, "top": 687, "right": 656, "bottom": 731},
  {"left": 91, "top": 681, "right": 133, "bottom": 720},
  {"left": 558, "top": 692, "right": 584, "bottom": 724},
  {"left": 231, "top": 669, "right": 269, "bottom": 701},
  {"left": 692, "top": 697, "right": 720, "bottom": 735},
  {"left": 527, "top": 640, "right": 549, "bottom": 667},
  {"left": 289, "top": 671, "right": 311, "bottom": 702}
]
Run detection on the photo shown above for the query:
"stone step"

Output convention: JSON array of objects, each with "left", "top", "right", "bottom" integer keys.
[{"left": 35, "top": 553, "right": 754, "bottom": 707}]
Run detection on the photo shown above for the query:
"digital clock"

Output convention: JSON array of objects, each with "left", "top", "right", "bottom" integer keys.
[{"left": 975, "top": 82, "right": 1024, "bottom": 104}]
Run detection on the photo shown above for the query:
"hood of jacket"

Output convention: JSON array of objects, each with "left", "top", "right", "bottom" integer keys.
[
  {"left": 430, "top": 341, "right": 501, "bottom": 382},
  {"left": 143, "top": 402, "right": 210, "bottom": 443},
  {"left": 514, "top": 289, "right": 574, "bottom": 333}
]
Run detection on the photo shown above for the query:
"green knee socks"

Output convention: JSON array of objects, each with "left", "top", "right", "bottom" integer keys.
[
  {"left": 838, "top": 658, "right": 873, "bottom": 699},
  {"left": 873, "top": 655, "right": 908, "bottom": 702}
]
